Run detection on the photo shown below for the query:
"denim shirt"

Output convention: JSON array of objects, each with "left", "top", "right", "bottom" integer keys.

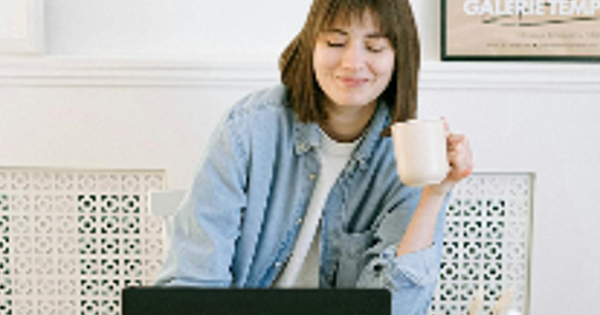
[{"left": 155, "top": 85, "right": 448, "bottom": 315}]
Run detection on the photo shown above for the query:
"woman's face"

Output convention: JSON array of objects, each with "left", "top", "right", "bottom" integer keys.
[{"left": 313, "top": 11, "right": 395, "bottom": 111}]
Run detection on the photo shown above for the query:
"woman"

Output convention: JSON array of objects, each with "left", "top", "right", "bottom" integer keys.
[{"left": 156, "top": 0, "right": 473, "bottom": 314}]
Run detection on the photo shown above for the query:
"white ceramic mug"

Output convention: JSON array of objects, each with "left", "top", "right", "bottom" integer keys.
[{"left": 391, "top": 119, "right": 449, "bottom": 187}]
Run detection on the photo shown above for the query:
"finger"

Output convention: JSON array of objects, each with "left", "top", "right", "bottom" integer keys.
[
  {"left": 447, "top": 134, "right": 467, "bottom": 151},
  {"left": 448, "top": 155, "right": 473, "bottom": 180},
  {"left": 447, "top": 134, "right": 466, "bottom": 144},
  {"left": 449, "top": 141, "right": 472, "bottom": 167},
  {"left": 447, "top": 140, "right": 473, "bottom": 179}
]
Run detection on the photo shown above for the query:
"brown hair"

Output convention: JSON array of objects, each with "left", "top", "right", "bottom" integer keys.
[{"left": 279, "top": 0, "right": 420, "bottom": 136}]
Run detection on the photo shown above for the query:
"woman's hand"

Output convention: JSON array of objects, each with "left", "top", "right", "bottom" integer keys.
[
  {"left": 425, "top": 120, "right": 474, "bottom": 196},
  {"left": 395, "top": 120, "right": 473, "bottom": 257}
]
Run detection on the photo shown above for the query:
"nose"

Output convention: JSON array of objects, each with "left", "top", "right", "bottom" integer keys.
[{"left": 341, "top": 42, "right": 366, "bottom": 71}]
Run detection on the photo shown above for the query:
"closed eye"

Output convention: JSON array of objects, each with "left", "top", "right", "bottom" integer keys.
[
  {"left": 327, "top": 41, "right": 345, "bottom": 47},
  {"left": 367, "top": 46, "right": 386, "bottom": 53},
  {"left": 366, "top": 37, "right": 391, "bottom": 53}
]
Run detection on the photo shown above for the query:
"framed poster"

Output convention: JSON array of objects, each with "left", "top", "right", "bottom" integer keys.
[
  {"left": 442, "top": 0, "right": 600, "bottom": 61},
  {"left": 0, "top": 0, "right": 44, "bottom": 54}
]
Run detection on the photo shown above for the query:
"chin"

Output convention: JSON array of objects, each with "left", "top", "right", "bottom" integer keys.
[
  {"left": 326, "top": 92, "right": 361, "bottom": 105},
  {"left": 332, "top": 97, "right": 374, "bottom": 108}
]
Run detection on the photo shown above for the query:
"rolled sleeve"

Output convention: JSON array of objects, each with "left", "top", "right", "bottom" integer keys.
[
  {"left": 356, "top": 190, "right": 450, "bottom": 315},
  {"left": 361, "top": 244, "right": 440, "bottom": 289},
  {"left": 357, "top": 244, "right": 442, "bottom": 315}
]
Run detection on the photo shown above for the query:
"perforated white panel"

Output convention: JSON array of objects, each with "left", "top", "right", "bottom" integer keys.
[
  {"left": 430, "top": 173, "right": 533, "bottom": 315},
  {"left": 0, "top": 169, "right": 532, "bottom": 315},
  {"left": 0, "top": 168, "right": 166, "bottom": 315}
]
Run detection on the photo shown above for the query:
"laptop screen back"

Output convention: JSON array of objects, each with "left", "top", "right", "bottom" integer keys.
[{"left": 122, "top": 287, "right": 391, "bottom": 315}]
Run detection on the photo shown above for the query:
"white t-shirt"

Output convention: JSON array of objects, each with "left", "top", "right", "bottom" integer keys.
[{"left": 274, "top": 129, "right": 360, "bottom": 287}]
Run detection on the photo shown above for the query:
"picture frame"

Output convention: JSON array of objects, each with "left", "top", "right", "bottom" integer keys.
[
  {"left": 0, "top": 0, "right": 44, "bottom": 55},
  {"left": 442, "top": 0, "right": 600, "bottom": 61}
]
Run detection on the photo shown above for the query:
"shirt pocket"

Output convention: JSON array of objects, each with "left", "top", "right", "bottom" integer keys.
[{"left": 336, "top": 230, "right": 375, "bottom": 288}]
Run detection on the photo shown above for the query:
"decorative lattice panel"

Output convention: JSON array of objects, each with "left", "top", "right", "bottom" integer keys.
[
  {"left": 430, "top": 173, "right": 533, "bottom": 315},
  {"left": 0, "top": 168, "right": 166, "bottom": 315}
]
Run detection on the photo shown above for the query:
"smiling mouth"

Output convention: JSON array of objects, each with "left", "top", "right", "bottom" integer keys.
[{"left": 337, "top": 77, "right": 369, "bottom": 88}]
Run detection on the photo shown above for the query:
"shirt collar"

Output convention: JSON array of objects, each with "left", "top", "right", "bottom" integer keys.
[
  {"left": 293, "top": 118, "right": 321, "bottom": 155},
  {"left": 293, "top": 100, "right": 391, "bottom": 170}
]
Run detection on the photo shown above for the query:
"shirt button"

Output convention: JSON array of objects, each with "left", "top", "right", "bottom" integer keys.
[
  {"left": 296, "top": 218, "right": 303, "bottom": 225},
  {"left": 274, "top": 262, "right": 283, "bottom": 268},
  {"left": 309, "top": 174, "right": 317, "bottom": 181}
]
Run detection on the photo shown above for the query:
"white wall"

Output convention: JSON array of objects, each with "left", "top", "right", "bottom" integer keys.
[
  {"left": 46, "top": 0, "right": 310, "bottom": 59},
  {"left": 1, "top": 1, "right": 600, "bottom": 315}
]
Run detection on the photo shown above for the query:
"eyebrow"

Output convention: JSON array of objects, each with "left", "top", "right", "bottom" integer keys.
[{"left": 322, "top": 28, "right": 386, "bottom": 39}]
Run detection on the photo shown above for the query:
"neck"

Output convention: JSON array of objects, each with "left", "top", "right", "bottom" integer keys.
[{"left": 319, "top": 100, "right": 377, "bottom": 143}]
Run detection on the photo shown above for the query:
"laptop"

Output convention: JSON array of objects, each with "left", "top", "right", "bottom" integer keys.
[{"left": 122, "top": 287, "right": 391, "bottom": 315}]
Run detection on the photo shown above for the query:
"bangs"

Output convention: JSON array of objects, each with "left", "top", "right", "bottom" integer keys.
[{"left": 318, "top": 0, "right": 396, "bottom": 40}]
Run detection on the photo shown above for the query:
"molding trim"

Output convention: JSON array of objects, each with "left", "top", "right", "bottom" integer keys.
[
  {"left": 0, "top": 57, "right": 280, "bottom": 87},
  {"left": 1, "top": 57, "right": 600, "bottom": 91},
  {"left": 421, "top": 62, "right": 600, "bottom": 92}
]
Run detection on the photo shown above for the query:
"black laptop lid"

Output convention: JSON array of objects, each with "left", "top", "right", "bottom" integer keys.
[{"left": 122, "top": 287, "right": 391, "bottom": 315}]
